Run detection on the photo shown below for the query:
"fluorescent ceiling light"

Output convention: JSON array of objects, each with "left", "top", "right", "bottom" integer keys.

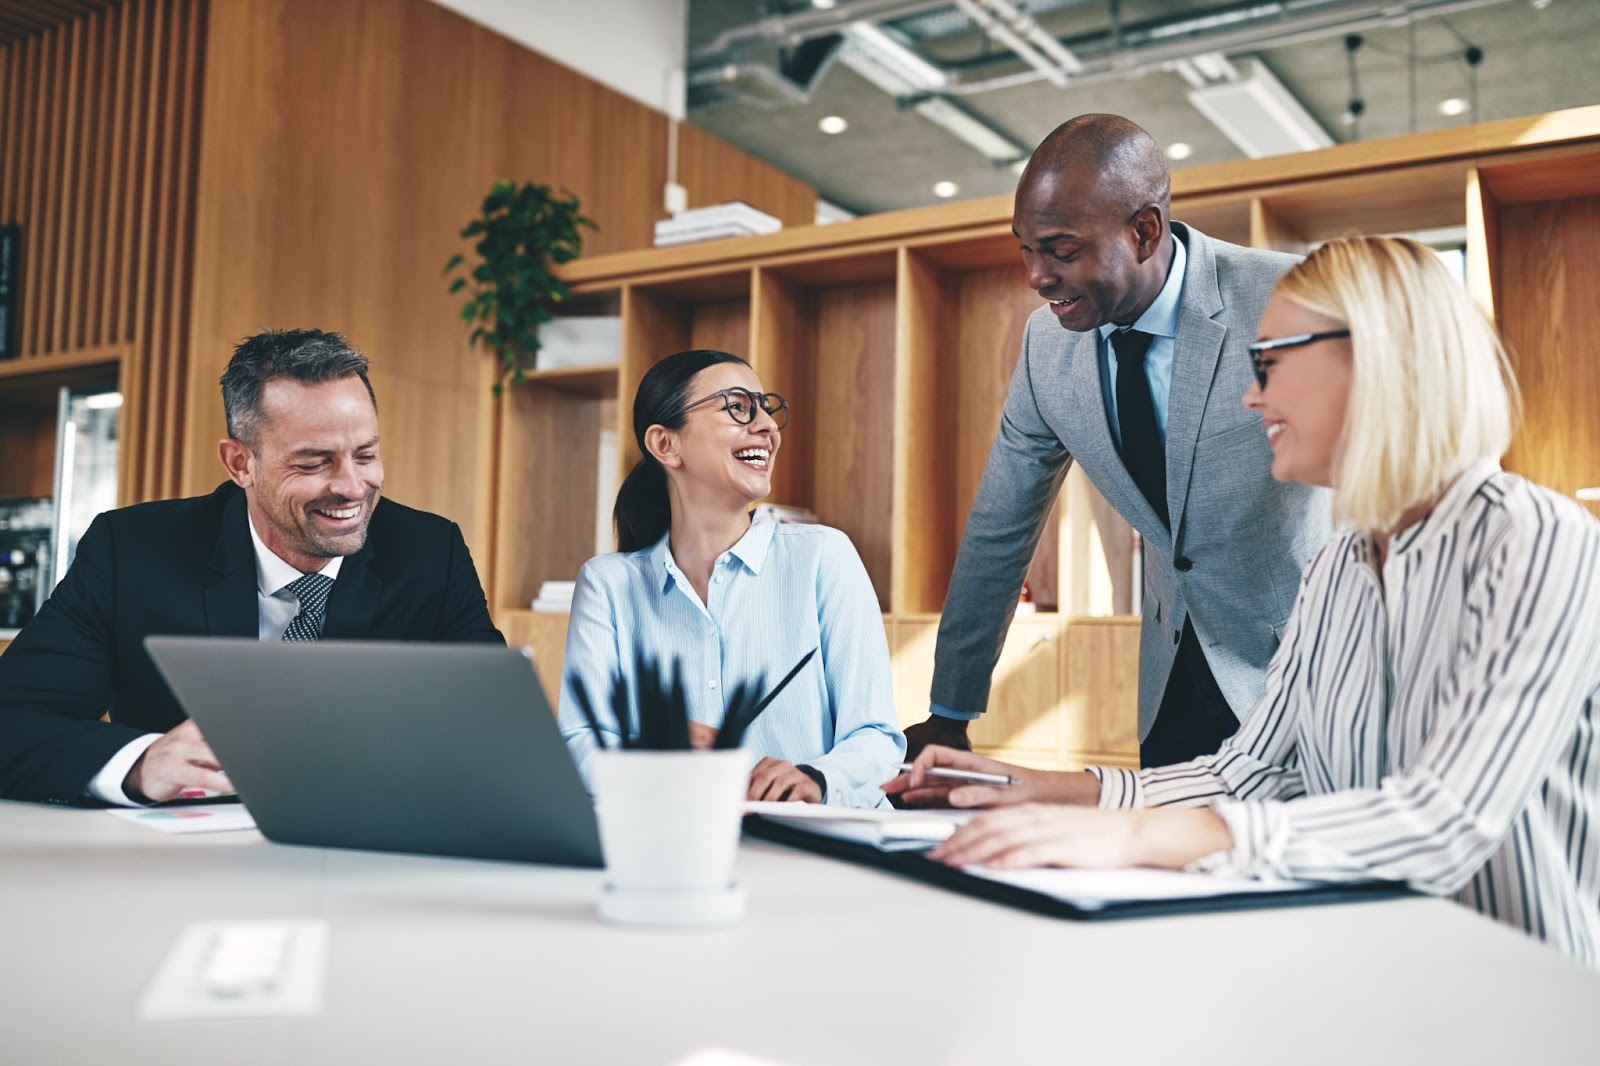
[
  {"left": 913, "top": 95, "right": 1026, "bottom": 163},
  {"left": 841, "top": 22, "right": 948, "bottom": 95},
  {"left": 1187, "top": 58, "right": 1332, "bottom": 158}
]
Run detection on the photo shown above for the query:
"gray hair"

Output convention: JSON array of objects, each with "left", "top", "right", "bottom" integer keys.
[{"left": 220, "top": 329, "right": 375, "bottom": 449}]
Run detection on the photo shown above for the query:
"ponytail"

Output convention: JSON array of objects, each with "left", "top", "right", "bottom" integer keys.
[
  {"left": 614, "top": 457, "right": 671, "bottom": 552},
  {"left": 612, "top": 349, "right": 749, "bottom": 553}
]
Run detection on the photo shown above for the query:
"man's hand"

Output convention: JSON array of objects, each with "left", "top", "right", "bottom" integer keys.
[
  {"left": 688, "top": 722, "right": 719, "bottom": 750},
  {"left": 928, "top": 805, "right": 1233, "bottom": 871},
  {"left": 882, "top": 744, "right": 1099, "bottom": 809},
  {"left": 747, "top": 757, "right": 823, "bottom": 803},
  {"left": 123, "top": 719, "right": 230, "bottom": 803},
  {"left": 903, "top": 715, "right": 972, "bottom": 760}
]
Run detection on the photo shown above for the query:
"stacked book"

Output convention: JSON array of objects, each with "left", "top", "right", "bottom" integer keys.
[
  {"left": 653, "top": 202, "right": 782, "bottom": 247},
  {"left": 752, "top": 502, "right": 818, "bottom": 525},
  {"left": 531, "top": 580, "right": 575, "bottom": 613}
]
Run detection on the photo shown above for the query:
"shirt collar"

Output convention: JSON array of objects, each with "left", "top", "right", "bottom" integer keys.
[
  {"left": 645, "top": 514, "right": 779, "bottom": 591},
  {"left": 1098, "top": 232, "right": 1187, "bottom": 344},
  {"left": 247, "top": 512, "right": 342, "bottom": 596},
  {"left": 1388, "top": 458, "right": 1502, "bottom": 556}
]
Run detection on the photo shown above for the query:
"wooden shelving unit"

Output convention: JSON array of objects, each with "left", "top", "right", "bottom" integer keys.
[{"left": 493, "top": 105, "right": 1600, "bottom": 771}]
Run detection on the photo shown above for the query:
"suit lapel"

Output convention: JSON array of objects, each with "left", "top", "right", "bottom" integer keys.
[
  {"left": 204, "top": 488, "right": 261, "bottom": 638},
  {"left": 1164, "top": 223, "right": 1227, "bottom": 538},
  {"left": 1061, "top": 323, "right": 1172, "bottom": 553},
  {"left": 321, "top": 540, "right": 382, "bottom": 639}
]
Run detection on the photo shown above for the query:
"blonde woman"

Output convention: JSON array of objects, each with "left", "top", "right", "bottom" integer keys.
[{"left": 887, "top": 236, "right": 1600, "bottom": 968}]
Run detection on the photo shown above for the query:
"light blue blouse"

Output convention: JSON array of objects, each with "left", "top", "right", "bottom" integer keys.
[{"left": 558, "top": 519, "right": 906, "bottom": 808}]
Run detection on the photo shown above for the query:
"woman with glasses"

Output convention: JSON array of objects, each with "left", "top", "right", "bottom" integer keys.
[
  {"left": 886, "top": 236, "right": 1600, "bottom": 967},
  {"left": 558, "top": 349, "right": 905, "bottom": 806}
]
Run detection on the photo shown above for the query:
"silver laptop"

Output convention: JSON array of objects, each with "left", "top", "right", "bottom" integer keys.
[{"left": 143, "top": 637, "right": 602, "bottom": 867}]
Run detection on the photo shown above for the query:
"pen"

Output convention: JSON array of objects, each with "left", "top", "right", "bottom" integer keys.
[{"left": 896, "top": 763, "right": 1016, "bottom": 787}]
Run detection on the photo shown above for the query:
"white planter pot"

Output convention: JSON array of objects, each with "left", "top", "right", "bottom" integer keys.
[{"left": 589, "top": 748, "right": 748, "bottom": 928}]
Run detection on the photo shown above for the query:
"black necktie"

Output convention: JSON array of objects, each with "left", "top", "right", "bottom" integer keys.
[
  {"left": 281, "top": 573, "right": 334, "bottom": 642},
  {"left": 1111, "top": 328, "right": 1169, "bottom": 528}
]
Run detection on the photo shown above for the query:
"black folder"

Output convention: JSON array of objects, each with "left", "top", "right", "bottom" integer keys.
[{"left": 744, "top": 814, "right": 1411, "bottom": 921}]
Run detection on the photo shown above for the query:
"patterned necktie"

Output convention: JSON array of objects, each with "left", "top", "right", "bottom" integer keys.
[
  {"left": 1111, "top": 327, "right": 1169, "bottom": 529},
  {"left": 281, "top": 573, "right": 334, "bottom": 643}
]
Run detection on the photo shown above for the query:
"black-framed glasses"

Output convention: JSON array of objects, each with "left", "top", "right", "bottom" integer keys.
[
  {"left": 1247, "top": 330, "right": 1351, "bottom": 389},
  {"left": 683, "top": 386, "right": 789, "bottom": 430}
]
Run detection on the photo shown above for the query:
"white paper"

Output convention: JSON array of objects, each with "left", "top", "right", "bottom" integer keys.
[
  {"left": 139, "top": 920, "right": 328, "bottom": 1020},
  {"left": 745, "top": 802, "right": 974, "bottom": 851},
  {"left": 965, "top": 864, "right": 1318, "bottom": 910},
  {"left": 106, "top": 805, "right": 257, "bottom": 834}
]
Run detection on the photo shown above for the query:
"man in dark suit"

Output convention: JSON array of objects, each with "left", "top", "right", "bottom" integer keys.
[{"left": 0, "top": 328, "right": 503, "bottom": 805}]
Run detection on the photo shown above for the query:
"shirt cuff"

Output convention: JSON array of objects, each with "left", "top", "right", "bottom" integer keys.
[
  {"left": 1184, "top": 800, "right": 1288, "bottom": 880},
  {"left": 929, "top": 701, "right": 980, "bottom": 722},
  {"left": 1087, "top": 765, "right": 1144, "bottom": 809},
  {"left": 796, "top": 764, "right": 828, "bottom": 802},
  {"left": 86, "top": 733, "right": 162, "bottom": 807}
]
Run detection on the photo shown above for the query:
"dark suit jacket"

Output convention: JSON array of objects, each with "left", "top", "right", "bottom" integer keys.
[{"left": 0, "top": 482, "right": 504, "bottom": 803}]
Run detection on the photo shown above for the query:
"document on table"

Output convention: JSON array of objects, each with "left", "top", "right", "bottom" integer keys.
[
  {"left": 106, "top": 805, "right": 258, "bottom": 834},
  {"left": 743, "top": 801, "right": 974, "bottom": 852},
  {"left": 964, "top": 863, "right": 1319, "bottom": 911}
]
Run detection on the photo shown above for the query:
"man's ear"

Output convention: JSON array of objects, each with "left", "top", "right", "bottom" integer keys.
[
  {"left": 1131, "top": 204, "right": 1166, "bottom": 261},
  {"left": 644, "top": 424, "right": 682, "bottom": 469},
  {"left": 218, "top": 438, "right": 255, "bottom": 488}
]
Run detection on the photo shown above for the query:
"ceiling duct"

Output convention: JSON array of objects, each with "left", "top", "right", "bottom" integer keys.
[{"left": 1185, "top": 57, "right": 1334, "bottom": 157}]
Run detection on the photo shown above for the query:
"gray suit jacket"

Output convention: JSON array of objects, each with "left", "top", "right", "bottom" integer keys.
[{"left": 931, "top": 223, "right": 1333, "bottom": 738}]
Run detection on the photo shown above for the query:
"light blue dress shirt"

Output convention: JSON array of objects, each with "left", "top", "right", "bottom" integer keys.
[
  {"left": 559, "top": 519, "right": 906, "bottom": 807},
  {"left": 932, "top": 233, "right": 1188, "bottom": 722}
]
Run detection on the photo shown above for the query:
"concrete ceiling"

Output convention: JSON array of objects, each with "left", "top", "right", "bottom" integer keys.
[{"left": 686, "top": 0, "right": 1600, "bottom": 216}]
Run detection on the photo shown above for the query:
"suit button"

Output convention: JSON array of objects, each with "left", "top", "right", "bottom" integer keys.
[{"left": 1175, "top": 556, "right": 1193, "bottom": 572}]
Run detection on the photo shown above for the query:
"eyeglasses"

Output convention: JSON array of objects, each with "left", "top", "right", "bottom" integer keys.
[
  {"left": 683, "top": 387, "right": 789, "bottom": 430},
  {"left": 1246, "top": 330, "right": 1350, "bottom": 390}
]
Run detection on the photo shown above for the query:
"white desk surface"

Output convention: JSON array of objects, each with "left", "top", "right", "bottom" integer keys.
[{"left": 2, "top": 799, "right": 1596, "bottom": 1066}]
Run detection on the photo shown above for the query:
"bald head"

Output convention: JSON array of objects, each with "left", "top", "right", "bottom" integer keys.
[
  {"left": 1021, "top": 114, "right": 1171, "bottom": 220},
  {"left": 1011, "top": 114, "right": 1177, "bottom": 333}
]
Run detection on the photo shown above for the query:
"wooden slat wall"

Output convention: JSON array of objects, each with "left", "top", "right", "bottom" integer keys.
[
  {"left": 181, "top": 0, "right": 815, "bottom": 567},
  {"left": 0, "top": 0, "right": 205, "bottom": 505}
]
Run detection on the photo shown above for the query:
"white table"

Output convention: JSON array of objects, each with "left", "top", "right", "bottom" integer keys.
[{"left": 2, "top": 799, "right": 1596, "bottom": 1065}]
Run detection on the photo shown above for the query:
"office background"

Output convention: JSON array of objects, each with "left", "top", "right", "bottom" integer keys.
[{"left": 2, "top": 0, "right": 1599, "bottom": 771}]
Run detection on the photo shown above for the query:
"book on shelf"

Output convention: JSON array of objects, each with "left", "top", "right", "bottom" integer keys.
[
  {"left": 752, "top": 502, "right": 818, "bottom": 525},
  {"left": 531, "top": 580, "right": 576, "bottom": 613},
  {"left": 653, "top": 201, "right": 781, "bottom": 248},
  {"left": 535, "top": 316, "right": 621, "bottom": 370}
]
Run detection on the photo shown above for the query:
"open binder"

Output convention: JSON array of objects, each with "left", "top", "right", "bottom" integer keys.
[{"left": 744, "top": 813, "right": 1410, "bottom": 921}]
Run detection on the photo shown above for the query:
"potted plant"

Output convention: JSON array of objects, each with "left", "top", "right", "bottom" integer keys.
[{"left": 445, "top": 179, "right": 596, "bottom": 393}]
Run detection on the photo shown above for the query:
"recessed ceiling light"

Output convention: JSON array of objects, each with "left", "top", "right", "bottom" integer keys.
[
  {"left": 1165, "top": 141, "right": 1194, "bottom": 161},
  {"left": 1438, "top": 97, "right": 1470, "bottom": 117},
  {"left": 933, "top": 180, "right": 959, "bottom": 198},
  {"left": 817, "top": 115, "right": 848, "bottom": 135}
]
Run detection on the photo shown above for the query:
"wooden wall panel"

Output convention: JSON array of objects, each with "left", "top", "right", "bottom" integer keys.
[
  {"left": 1496, "top": 195, "right": 1600, "bottom": 498},
  {"left": 677, "top": 120, "right": 816, "bottom": 229},
  {"left": 0, "top": 0, "right": 204, "bottom": 506},
  {"left": 182, "top": 0, "right": 815, "bottom": 564}
]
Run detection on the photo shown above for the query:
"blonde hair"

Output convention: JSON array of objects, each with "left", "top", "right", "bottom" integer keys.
[{"left": 1273, "top": 236, "right": 1520, "bottom": 532}]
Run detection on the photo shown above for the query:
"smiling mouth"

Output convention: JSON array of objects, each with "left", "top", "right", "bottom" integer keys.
[
  {"left": 734, "top": 447, "right": 771, "bottom": 471},
  {"left": 1047, "top": 296, "right": 1081, "bottom": 310},
  {"left": 311, "top": 503, "right": 362, "bottom": 522},
  {"left": 1265, "top": 422, "right": 1285, "bottom": 445}
]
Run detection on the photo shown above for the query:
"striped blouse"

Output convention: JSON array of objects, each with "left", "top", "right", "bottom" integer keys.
[
  {"left": 558, "top": 519, "right": 905, "bottom": 808},
  {"left": 1091, "top": 460, "right": 1600, "bottom": 968}
]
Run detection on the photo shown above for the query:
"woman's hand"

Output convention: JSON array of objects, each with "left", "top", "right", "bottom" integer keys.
[
  {"left": 881, "top": 745, "right": 1099, "bottom": 809},
  {"left": 747, "top": 757, "right": 822, "bottom": 803},
  {"left": 929, "top": 805, "right": 1234, "bottom": 871}
]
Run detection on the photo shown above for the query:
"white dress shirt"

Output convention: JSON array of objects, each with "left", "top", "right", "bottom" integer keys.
[{"left": 86, "top": 515, "right": 341, "bottom": 805}]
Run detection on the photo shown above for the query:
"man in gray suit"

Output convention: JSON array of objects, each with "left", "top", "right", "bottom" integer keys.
[{"left": 905, "top": 114, "right": 1331, "bottom": 767}]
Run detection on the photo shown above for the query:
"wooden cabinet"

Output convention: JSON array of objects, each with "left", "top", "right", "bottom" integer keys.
[{"left": 490, "top": 106, "right": 1600, "bottom": 771}]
